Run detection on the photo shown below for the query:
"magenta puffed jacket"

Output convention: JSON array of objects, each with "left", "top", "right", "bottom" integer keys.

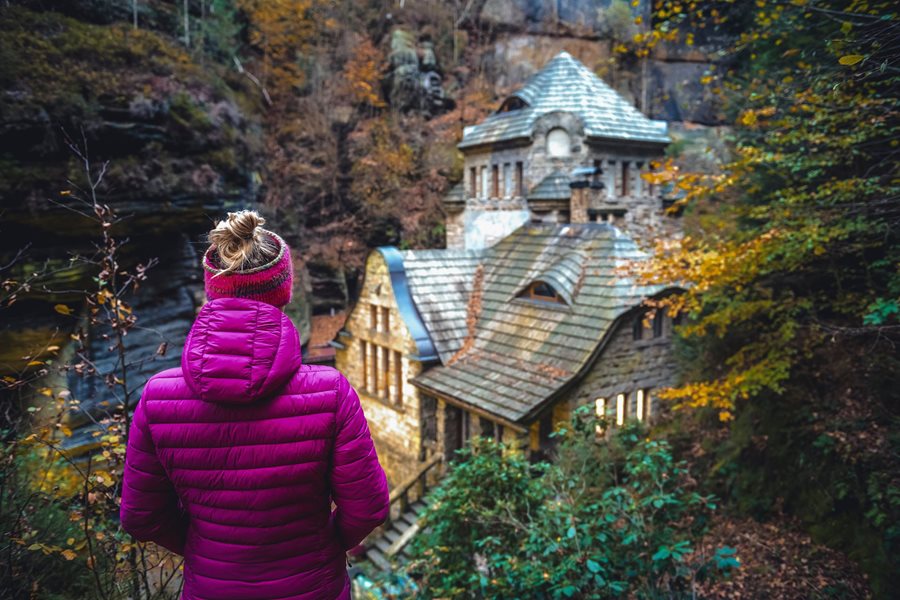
[{"left": 120, "top": 297, "right": 390, "bottom": 599}]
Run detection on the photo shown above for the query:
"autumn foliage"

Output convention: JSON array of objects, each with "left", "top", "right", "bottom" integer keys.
[
  {"left": 342, "top": 37, "right": 387, "bottom": 108},
  {"left": 630, "top": 0, "right": 899, "bottom": 420}
]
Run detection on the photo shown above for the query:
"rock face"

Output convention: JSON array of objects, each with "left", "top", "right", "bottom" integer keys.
[
  {"left": 478, "top": 0, "right": 652, "bottom": 34},
  {"left": 0, "top": 6, "right": 299, "bottom": 434},
  {"left": 386, "top": 28, "right": 454, "bottom": 118},
  {"left": 473, "top": 0, "right": 728, "bottom": 129}
]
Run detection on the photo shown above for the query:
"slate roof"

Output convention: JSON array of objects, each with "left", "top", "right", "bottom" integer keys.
[
  {"left": 400, "top": 248, "right": 486, "bottom": 363},
  {"left": 443, "top": 182, "right": 465, "bottom": 205},
  {"left": 410, "top": 223, "right": 668, "bottom": 424},
  {"left": 527, "top": 171, "right": 572, "bottom": 201},
  {"left": 459, "top": 52, "right": 669, "bottom": 150}
]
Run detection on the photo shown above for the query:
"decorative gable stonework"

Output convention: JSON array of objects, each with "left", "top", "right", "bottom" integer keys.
[{"left": 334, "top": 250, "right": 426, "bottom": 488}]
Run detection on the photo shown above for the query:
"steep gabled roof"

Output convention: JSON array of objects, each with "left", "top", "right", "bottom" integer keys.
[
  {"left": 400, "top": 248, "right": 486, "bottom": 363},
  {"left": 410, "top": 223, "right": 671, "bottom": 424},
  {"left": 459, "top": 52, "right": 669, "bottom": 150}
]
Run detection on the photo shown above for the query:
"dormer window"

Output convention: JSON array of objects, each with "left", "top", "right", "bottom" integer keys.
[
  {"left": 547, "top": 128, "right": 571, "bottom": 157},
  {"left": 499, "top": 97, "right": 528, "bottom": 112},
  {"left": 519, "top": 280, "right": 566, "bottom": 305}
]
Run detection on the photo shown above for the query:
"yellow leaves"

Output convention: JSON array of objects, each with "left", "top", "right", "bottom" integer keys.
[
  {"left": 342, "top": 38, "right": 386, "bottom": 108},
  {"left": 700, "top": 75, "right": 714, "bottom": 85},
  {"left": 739, "top": 106, "right": 776, "bottom": 128},
  {"left": 53, "top": 304, "right": 72, "bottom": 315},
  {"left": 238, "top": 0, "right": 316, "bottom": 100},
  {"left": 61, "top": 549, "right": 78, "bottom": 560},
  {"left": 838, "top": 54, "right": 864, "bottom": 66},
  {"left": 94, "top": 471, "right": 116, "bottom": 490}
]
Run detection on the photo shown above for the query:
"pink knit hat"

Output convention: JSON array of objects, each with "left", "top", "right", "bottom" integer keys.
[{"left": 202, "top": 230, "right": 293, "bottom": 307}]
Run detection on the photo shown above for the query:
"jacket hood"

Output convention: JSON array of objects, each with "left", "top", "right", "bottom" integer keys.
[{"left": 181, "top": 297, "right": 303, "bottom": 404}]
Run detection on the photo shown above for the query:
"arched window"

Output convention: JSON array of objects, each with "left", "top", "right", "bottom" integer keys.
[
  {"left": 652, "top": 311, "right": 665, "bottom": 338},
  {"left": 633, "top": 314, "right": 644, "bottom": 340},
  {"left": 518, "top": 280, "right": 566, "bottom": 305},
  {"left": 547, "top": 128, "right": 571, "bottom": 157}
]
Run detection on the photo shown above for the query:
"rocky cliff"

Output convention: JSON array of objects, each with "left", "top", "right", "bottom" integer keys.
[{"left": 0, "top": 4, "right": 276, "bottom": 426}]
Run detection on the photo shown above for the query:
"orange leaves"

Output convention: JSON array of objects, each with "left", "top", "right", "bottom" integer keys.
[
  {"left": 342, "top": 37, "right": 386, "bottom": 108},
  {"left": 237, "top": 0, "right": 316, "bottom": 99}
]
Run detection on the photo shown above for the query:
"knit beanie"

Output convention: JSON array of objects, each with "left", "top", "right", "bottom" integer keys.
[{"left": 202, "top": 229, "right": 293, "bottom": 308}]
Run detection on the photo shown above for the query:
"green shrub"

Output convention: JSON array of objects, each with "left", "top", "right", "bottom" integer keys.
[{"left": 398, "top": 408, "right": 736, "bottom": 599}]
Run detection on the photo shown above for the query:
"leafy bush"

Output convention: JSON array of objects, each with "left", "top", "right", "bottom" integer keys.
[{"left": 398, "top": 408, "right": 736, "bottom": 599}]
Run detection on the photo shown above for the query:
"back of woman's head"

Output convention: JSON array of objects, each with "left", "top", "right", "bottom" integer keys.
[
  {"left": 208, "top": 210, "right": 279, "bottom": 275},
  {"left": 203, "top": 210, "right": 293, "bottom": 307}
]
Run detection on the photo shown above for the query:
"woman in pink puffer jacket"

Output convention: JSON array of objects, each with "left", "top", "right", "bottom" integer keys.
[{"left": 120, "top": 211, "right": 389, "bottom": 599}]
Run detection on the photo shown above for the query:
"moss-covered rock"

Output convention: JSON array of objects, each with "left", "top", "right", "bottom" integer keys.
[{"left": 0, "top": 5, "right": 262, "bottom": 242}]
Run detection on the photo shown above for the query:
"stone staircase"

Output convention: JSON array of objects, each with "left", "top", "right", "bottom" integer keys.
[
  {"left": 364, "top": 498, "right": 429, "bottom": 571},
  {"left": 362, "top": 453, "right": 442, "bottom": 571}
]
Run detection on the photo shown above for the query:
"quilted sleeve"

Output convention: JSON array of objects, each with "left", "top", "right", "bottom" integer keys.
[
  {"left": 330, "top": 374, "right": 390, "bottom": 550},
  {"left": 120, "top": 390, "right": 187, "bottom": 555}
]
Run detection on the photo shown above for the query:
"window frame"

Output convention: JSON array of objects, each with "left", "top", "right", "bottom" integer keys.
[
  {"left": 546, "top": 127, "right": 572, "bottom": 157},
  {"left": 515, "top": 162, "right": 524, "bottom": 196},
  {"left": 595, "top": 397, "right": 607, "bottom": 434},
  {"left": 652, "top": 311, "right": 665, "bottom": 338},
  {"left": 393, "top": 350, "right": 403, "bottom": 405}
]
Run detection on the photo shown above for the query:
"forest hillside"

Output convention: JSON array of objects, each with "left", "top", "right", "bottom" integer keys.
[{"left": 0, "top": 1, "right": 897, "bottom": 599}]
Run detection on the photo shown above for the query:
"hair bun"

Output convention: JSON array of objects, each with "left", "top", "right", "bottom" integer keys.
[
  {"left": 208, "top": 210, "right": 278, "bottom": 275},
  {"left": 226, "top": 210, "right": 264, "bottom": 241}
]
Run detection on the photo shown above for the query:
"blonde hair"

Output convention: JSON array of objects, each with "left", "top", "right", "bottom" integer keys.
[{"left": 208, "top": 210, "right": 279, "bottom": 275}]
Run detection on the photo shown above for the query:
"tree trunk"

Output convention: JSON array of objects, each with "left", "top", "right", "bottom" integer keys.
[{"left": 183, "top": 0, "right": 190, "bottom": 47}]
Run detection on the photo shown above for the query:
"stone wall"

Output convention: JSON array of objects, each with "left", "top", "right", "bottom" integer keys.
[
  {"left": 451, "top": 119, "right": 673, "bottom": 249},
  {"left": 558, "top": 308, "right": 679, "bottom": 426},
  {"left": 334, "top": 251, "right": 425, "bottom": 488}
]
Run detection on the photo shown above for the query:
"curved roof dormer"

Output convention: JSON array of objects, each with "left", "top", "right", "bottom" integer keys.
[
  {"left": 514, "top": 251, "right": 585, "bottom": 307},
  {"left": 498, "top": 96, "right": 529, "bottom": 113}
]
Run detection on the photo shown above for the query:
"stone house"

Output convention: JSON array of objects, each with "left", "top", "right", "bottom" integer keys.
[
  {"left": 334, "top": 224, "right": 681, "bottom": 487},
  {"left": 444, "top": 51, "right": 677, "bottom": 251},
  {"left": 334, "top": 52, "right": 682, "bottom": 489}
]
